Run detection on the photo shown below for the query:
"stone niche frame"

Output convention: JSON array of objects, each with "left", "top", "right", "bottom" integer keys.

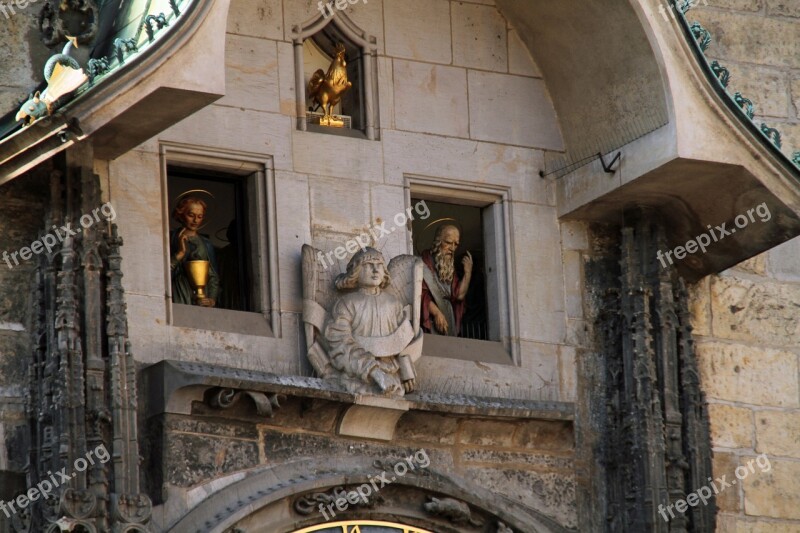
[
  {"left": 159, "top": 142, "right": 281, "bottom": 337},
  {"left": 405, "top": 176, "right": 520, "bottom": 365},
  {"left": 292, "top": 10, "right": 379, "bottom": 140}
]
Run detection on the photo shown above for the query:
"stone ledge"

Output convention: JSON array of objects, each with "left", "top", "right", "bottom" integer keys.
[{"left": 143, "top": 360, "right": 575, "bottom": 421}]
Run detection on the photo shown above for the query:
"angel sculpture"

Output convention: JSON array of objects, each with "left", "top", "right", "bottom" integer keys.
[{"left": 302, "top": 245, "right": 423, "bottom": 396}]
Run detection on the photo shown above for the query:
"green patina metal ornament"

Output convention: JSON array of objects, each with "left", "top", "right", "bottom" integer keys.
[
  {"left": 792, "top": 152, "right": 800, "bottom": 167},
  {"left": 734, "top": 92, "right": 755, "bottom": 120},
  {"left": 690, "top": 22, "right": 712, "bottom": 52},
  {"left": 710, "top": 61, "right": 731, "bottom": 88},
  {"left": 761, "top": 123, "right": 782, "bottom": 149}
]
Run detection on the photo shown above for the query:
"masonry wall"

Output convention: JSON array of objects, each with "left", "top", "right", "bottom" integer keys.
[
  {"left": 107, "top": 0, "right": 578, "bottom": 402},
  {"left": 691, "top": 3, "right": 800, "bottom": 531},
  {"left": 100, "top": 0, "right": 583, "bottom": 529}
]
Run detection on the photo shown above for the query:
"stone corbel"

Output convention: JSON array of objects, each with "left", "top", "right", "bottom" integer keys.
[
  {"left": 207, "top": 388, "right": 285, "bottom": 418},
  {"left": 336, "top": 395, "right": 410, "bottom": 441}
]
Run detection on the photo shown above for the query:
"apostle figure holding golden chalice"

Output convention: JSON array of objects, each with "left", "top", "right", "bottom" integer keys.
[{"left": 170, "top": 196, "right": 220, "bottom": 307}]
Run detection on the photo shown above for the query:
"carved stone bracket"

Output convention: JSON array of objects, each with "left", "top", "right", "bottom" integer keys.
[
  {"left": 207, "top": 388, "right": 285, "bottom": 417},
  {"left": 293, "top": 485, "right": 384, "bottom": 516},
  {"left": 423, "top": 496, "right": 484, "bottom": 529}
]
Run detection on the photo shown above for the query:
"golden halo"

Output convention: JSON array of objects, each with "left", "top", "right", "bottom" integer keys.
[
  {"left": 416, "top": 218, "right": 463, "bottom": 255},
  {"left": 174, "top": 190, "right": 215, "bottom": 232}
]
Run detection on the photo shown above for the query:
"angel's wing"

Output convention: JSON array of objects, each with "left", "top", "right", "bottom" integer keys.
[
  {"left": 385, "top": 255, "right": 423, "bottom": 334},
  {"left": 301, "top": 245, "right": 337, "bottom": 377}
]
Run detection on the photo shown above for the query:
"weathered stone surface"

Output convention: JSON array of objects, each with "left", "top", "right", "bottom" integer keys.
[
  {"left": 712, "top": 62, "right": 789, "bottom": 118},
  {"left": 721, "top": 518, "right": 800, "bottom": 532},
  {"left": 513, "top": 420, "right": 574, "bottom": 451},
  {"left": 384, "top": 0, "right": 451, "bottom": 64},
  {"left": 451, "top": 2, "right": 507, "bottom": 72},
  {"left": 768, "top": 236, "right": 800, "bottom": 282},
  {"left": 712, "top": 451, "right": 742, "bottom": 512},
  {"left": 461, "top": 449, "right": 574, "bottom": 470},
  {"left": 708, "top": 403, "right": 753, "bottom": 448},
  {"left": 508, "top": 28, "right": 541, "bottom": 77},
  {"left": 767, "top": 0, "right": 800, "bottom": 17},
  {"left": 218, "top": 33, "right": 280, "bottom": 114},
  {"left": 710, "top": 276, "right": 800, "bottom": 347},
  {"left": 166, "top": 414, "right": 260, "bottom": 440},
  {"left": 464, "top": 466, "right": 577, "bottom": 528},
  {"left": 688, "top": 277, "right": 712, "bottom": 337},
  {"left": 468, "top": 70, "right": 562, "bottom": 150},
  {"left": 700, "top": 0, "right": 763, "bottom": 13},
  {"left": 165, "top": 432, "right": 260, "bottom": 487},
  {"left": 459, "top": 419, "right": 517, "bottom": 447},
  {"left": 792, "top": 77, "right": 800, "bottom": 117},
  {"left": 743, "top": 458, "right": 800, "bottom": 519},
  {"left": 226, "top": 0, "right": 282, "bottom": 40},
  {"left": 394, "top": 412, "right": 458, "bottom": 445},
  {"left": 697, "top": 341, "right": 799, "bottom": 407},
  {"left": 755, "top": 410, "right": 800, "bottom": 457},
  {"left": 392, "top": 60, "right": 469, "bottom": 138},
  {"left": 693, "top": 11, "right": 800, "bottom": 69}
]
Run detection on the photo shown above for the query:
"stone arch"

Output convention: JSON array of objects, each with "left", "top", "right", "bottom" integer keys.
[
  {"left": 167, "top": 458, "right": 570, "bottom": 532},
  {"left": 496, "top": 0, "right": 673, "bottom": 171}
]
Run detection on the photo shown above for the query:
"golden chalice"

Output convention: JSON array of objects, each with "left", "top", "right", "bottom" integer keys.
[{"left": 185, "top": 260, "right": 210, "bottom": 303}]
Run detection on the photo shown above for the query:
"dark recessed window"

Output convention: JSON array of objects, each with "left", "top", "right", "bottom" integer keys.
[{"left": 167, "top": 167, "right": 256, "bottom": 313}]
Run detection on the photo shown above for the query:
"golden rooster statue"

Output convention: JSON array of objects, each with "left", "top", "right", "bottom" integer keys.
[{"left": 307, "top": 43, "right": 352, "bottom": 127}]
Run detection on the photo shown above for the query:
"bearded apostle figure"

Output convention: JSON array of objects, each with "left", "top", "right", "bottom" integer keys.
[{"left": 420, "top": 224, "right": 473, "bottom": 336}]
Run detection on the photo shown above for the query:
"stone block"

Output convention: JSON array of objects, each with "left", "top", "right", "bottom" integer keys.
[
  {"left": 711, "top": 61, "right": 789, "bottom": 118},
  {"left": 377, "top": 56, "right": 395, "bottom": 130},
  {"left": 743, "top": 458, "right": 800, "bottom": 519},
  {"left": 767, "top": 0, "right": 800, "bottom": 17},
  {"left": 161, "top": 105, "right": 294, "bottom": 171},
  {"left": 218, "top": 34, "right": 280, "bottom": 114},
  {"left": 792, "top": 77, "right": 800, "bottom": 117},
  {"left": 451, "top": 3, "right": 508, "bottom": 72},
  {"left": 468, "top": 70, "right": 562, "bottom": 150},
  {"left": 164, "top": 431, "right": 260, "bottom": 487},
  {"left": 563, "top": 250, "right": 583, "bottom": 319},
  {"left": 309, "top": 176, "right": 372, "bottom": 231},
  {"left": 393, "top": 60, "right": 469, "bottom": 138},
  {"left": 710, "top": 275, "right": 800, "bottom": 347},
  {"left": 461, "top": 449, "right": 573, "bottom": 470},
  {"left": 227, "top": 0, "right": 283, "bottom": 40},
  {"left": 275, "top": 171, "right": 312, "bottom": 313},
  {"left": 560, "top": 221, "right": 588, "bottom": 251},
  {"left": 508, "top": 28, "right": 540, "bottom": 77},
  {"left": 559, "top": 346, "right": 577, "bottom": 402},
  {"left": 712, "top": 451, "right": 742, "bottom": 513},
  {"left": 700, "top": 0, "right": 763, "bottom": 12},
  {"left": 768, "top": 236, "right": 800, "bottom": 282},
  {"left": 369, "top": 184, "right": 411, "bottom": 259},
  {"left": 693, "top": 11, "right": 800, "bottom": 69},
  {"left": 708, "top": 403, "right": 753, "bottom": 448},
  {"left": 513, "top": 204, "right": 566, "bottom": 344},
  {"left": 755, "top": 410, "right": 800, "bottom": 457},
  {"left": 292, "top": 129, "right": 384, "bottom": 183},
  {"left": 395, "top": 412, "right": 458, "bottom": 445},
  {"left": 513, "top": 420, "right": 573, "bottom": 451},
  {"left": 384, "top": 0, "right": 452, "bottom": 64},
  {"left": 277, "top": 41, "right": 297, "bottom": 116},
  {"left": 464, "top": 466, "right": 577, "bottom": 528},
  {"left": 696, "top": 341, "right": 799, "bottom": 407},
  {"left": 382, "top": 130, "right": 552, "bottom": 206},
  {"left": 459, "top": 419, "right": 518, "bottom": 447},
  {"left": 687, "top": 277, "right": 711, "bottom": 337},
  {"left": 730, "top": 252, "right": 767, "bottom": 276}
]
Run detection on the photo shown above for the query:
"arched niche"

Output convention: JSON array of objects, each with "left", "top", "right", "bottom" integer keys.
[{"left": 291, "top": 11, "right": 379, "bottom": 140}]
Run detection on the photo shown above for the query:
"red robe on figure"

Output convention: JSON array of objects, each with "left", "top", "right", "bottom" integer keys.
[{"left": 420, "top": 250, "right": 466, "bottom": 336}]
